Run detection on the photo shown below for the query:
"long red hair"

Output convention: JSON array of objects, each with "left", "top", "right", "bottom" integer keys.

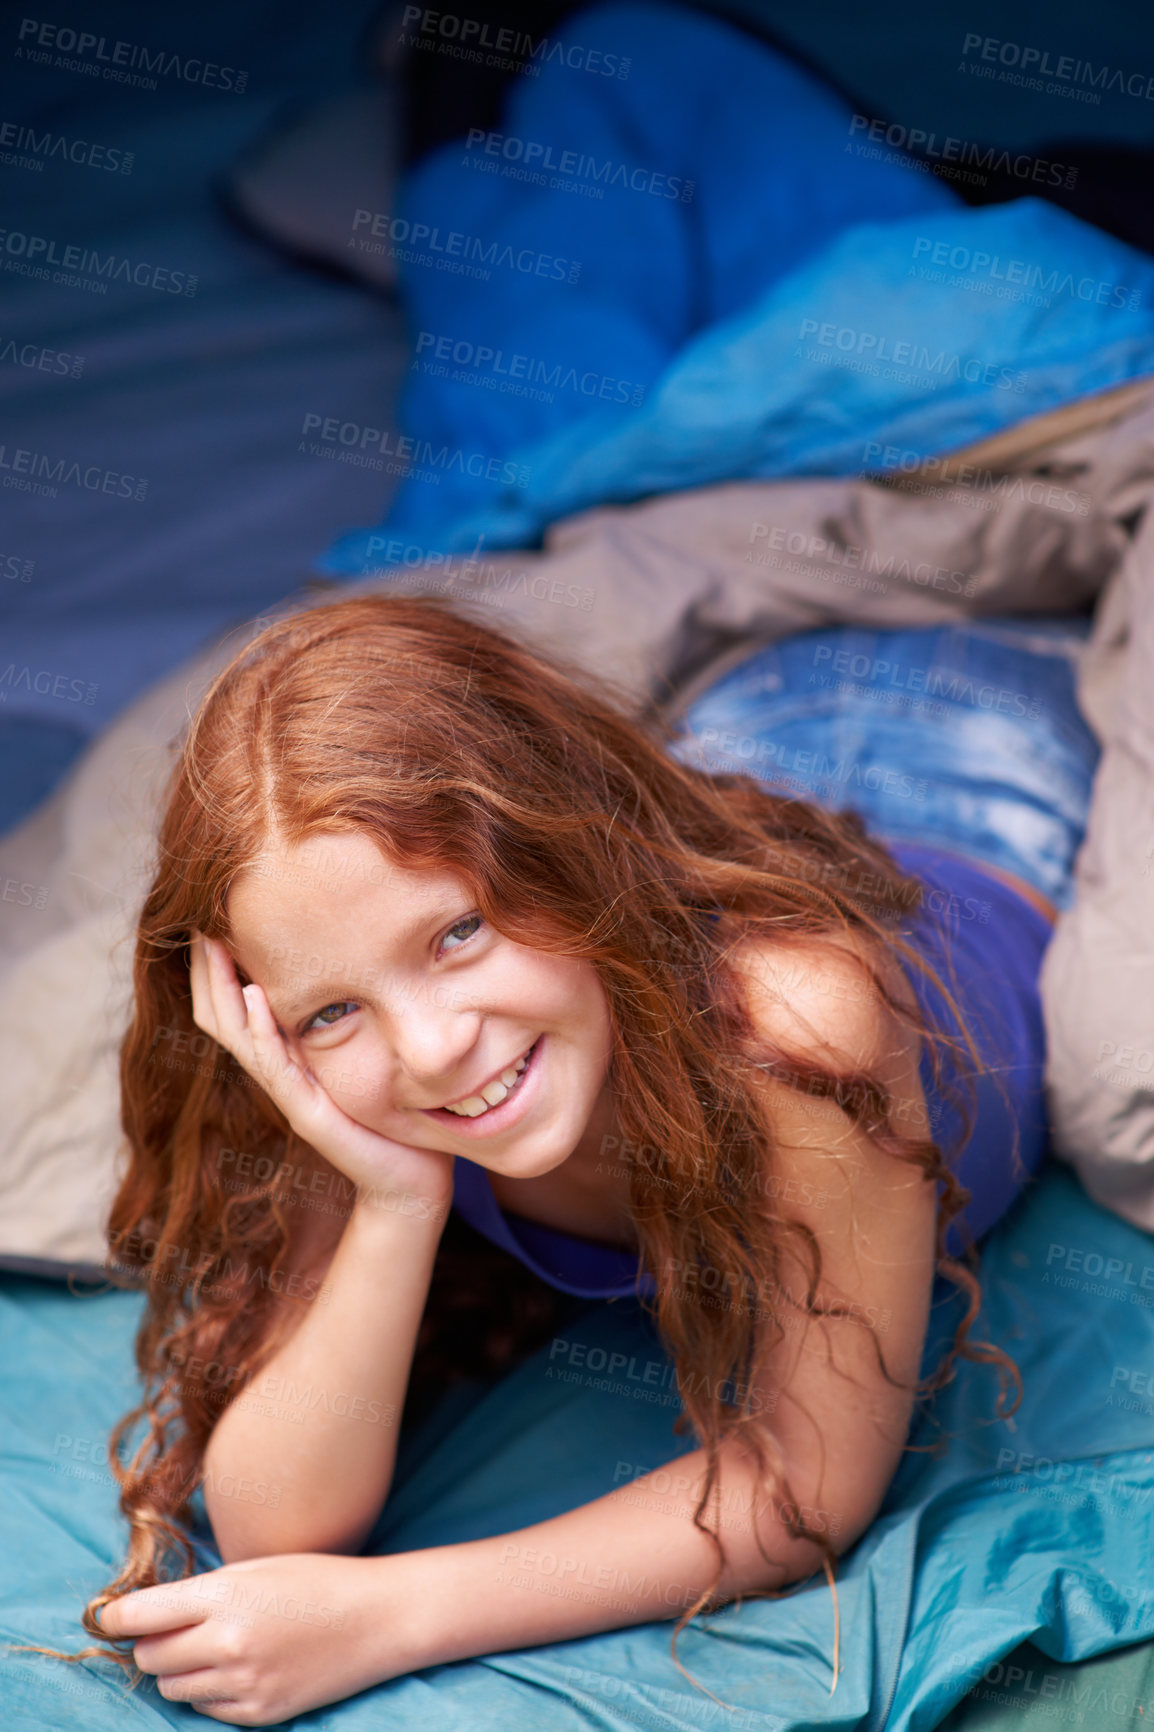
[{"left": 51, "top": 595, "right": 1012, "bottom": 1671}]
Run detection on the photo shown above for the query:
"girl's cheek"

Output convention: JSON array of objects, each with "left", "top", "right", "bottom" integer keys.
[
  {"left": 313, "top": 1060, "right": 374, "bottom": 1102},
  {"left": 308, "top": 1036, "right": 379, "bottom": 1103}
]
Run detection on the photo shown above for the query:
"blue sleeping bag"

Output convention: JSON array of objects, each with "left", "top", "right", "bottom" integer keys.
[
  {"left": 2, "top": 1165, "right": 1154, "bottom": 1729},
  {"left": 321, "top": 3, "right": 1154, "bottom": 567}
]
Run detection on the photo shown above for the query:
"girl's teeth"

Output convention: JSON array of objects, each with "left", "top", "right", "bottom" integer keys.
[{"left": 444, "top": 1046, "right": 534, "bottom": 1117}]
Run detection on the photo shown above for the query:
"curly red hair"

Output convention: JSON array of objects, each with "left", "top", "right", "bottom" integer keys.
[{"left": 37, "top": 594, "right": 1014, "bottom": 1677}]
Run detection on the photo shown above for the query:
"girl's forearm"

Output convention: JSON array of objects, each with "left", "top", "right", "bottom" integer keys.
[
  {"left": 203, "top": 1193, "right": 447, "bottom": 1561},
  {"left": 383, "top": 1435, "right": 842, "bottom": 1674}
]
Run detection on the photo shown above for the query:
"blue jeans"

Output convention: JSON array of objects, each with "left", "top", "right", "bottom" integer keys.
[{"left": 670, "top": 617, "right": 1101, "bottom": 910}]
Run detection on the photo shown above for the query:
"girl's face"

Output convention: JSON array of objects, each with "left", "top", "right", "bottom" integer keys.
[{"left": 225, "top": 832, "right": 615, "bottom": 1179}]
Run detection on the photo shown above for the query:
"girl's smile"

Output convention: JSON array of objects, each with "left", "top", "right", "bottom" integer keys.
[{"left": 422, "top": 1036, "right": 542, "bottom": 1134}]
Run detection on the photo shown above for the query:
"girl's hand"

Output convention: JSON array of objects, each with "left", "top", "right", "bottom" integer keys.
[
  {"left": 189, "top": 932, "right": 453, "bottom": 1207},
  {"left": 99, "top": 1553, "right": 409, "bottom": 1726}
]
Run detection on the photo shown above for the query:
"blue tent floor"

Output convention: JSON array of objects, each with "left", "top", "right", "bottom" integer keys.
[
  {"left": 5, "top": 1156, "right": 1154, "bottom": 1732},
  {"left": 944, "top": 1637, "right": 1154, "bottom": 1728}
]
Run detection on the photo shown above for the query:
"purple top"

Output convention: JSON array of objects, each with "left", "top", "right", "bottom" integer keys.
[
  {"left": 450, "top": 841, "right": 1053, "bottom": 1297},
  {"left": 451, "top": 1155, "right": 648, "bottom": 1299}
]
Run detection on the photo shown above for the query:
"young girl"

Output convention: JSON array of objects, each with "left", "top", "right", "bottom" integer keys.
[{"left": 76, "top": 594, "right": 1096, "bottom": 1725}]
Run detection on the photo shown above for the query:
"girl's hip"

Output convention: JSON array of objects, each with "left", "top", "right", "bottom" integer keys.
[{"left": 670, "top": 616, "right": 1101, "bottom": 911}]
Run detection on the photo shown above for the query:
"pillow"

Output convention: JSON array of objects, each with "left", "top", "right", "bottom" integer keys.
[
  {"left": 222, "top": 84, "right": 400, "bottom": 293},
  {"left": 0, "top": 629, "right": 242, "bottom": 1274}
]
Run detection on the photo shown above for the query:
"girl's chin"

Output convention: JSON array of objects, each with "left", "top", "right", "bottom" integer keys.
[{"left": 471, "top": 1139, "right": 577, "bottom": 1180}]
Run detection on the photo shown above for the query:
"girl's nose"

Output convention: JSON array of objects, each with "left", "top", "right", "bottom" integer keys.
[{"left": 387, "top": 993, "right": 483, "bottom": 1093}]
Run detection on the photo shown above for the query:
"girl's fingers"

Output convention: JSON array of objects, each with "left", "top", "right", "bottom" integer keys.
[
  {"left": 242, "top": 985, "right": 354, "bottom": 1152},
  {"left": 187, "top": 933, "right": 218, "bottom": 1042},
  {"left": 189, "top": 933, "right": 234, "bottom": 1049},
  {"left": 156, "top": 1672, "right": 239, "bottom": 1707},
  {"left": 241, "top": 981, "right": 306, "bottom": 1101},
  {"left": 132, "top": 1625, "right": 222, "bottom": 1676},
  {"left": 191, "top": 935, "right": 260, "bottom": 1074},
  {"left": 203, "top": 936, "right": 250, "bottom": 1047},
  {"left": 242, "top": 980, "right": 282, "bottom": 1057},
  {"left": 98, "top": 1582, "right": 212, "bottom": 1639},
  {"left": 189, "top": 939, "right": 341, "bottom": 1147},
  {"left": 190, "top": 938, "right": 275, "bottom": 1094}
]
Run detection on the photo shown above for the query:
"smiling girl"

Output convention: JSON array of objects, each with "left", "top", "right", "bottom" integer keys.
[{"left": 60, "top": 594, "right": 1097, "bottom": 1724}]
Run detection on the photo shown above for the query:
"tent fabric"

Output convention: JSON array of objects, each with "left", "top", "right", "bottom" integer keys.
[{"left": 2, "top": 1166, "right": 1154, "bottom": 1729}]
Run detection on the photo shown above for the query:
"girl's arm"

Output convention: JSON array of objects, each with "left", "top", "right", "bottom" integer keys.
[
  {"left": 202, "top": 1192, "right": 448, "bottom": 1562},
  {"left": 188, "top": 934, "right": 456, "bottom": 1561},
  {"left": 107, "top": 1400, "right": 901, "bottom": 1728}
]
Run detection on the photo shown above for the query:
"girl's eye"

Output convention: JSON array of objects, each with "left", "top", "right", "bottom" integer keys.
[
  {"left": 440, "top": 914, "right": 484, "bottom": 954},
  {"left": 306, "top": 1001, "right": 356, "bottom": 1031}
]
